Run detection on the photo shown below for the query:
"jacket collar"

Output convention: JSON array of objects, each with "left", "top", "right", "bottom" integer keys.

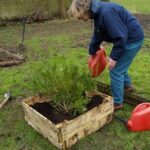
[{"left": 90, "top": 0, "right": 102, "bottom": 19}]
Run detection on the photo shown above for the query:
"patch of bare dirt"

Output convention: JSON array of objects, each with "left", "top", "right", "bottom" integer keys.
[
  {"left": 39, "top": 14, "right": 150, "bottom": 37},
  {"left": 1, "top": 14, "right": 150, "bottom": 62},
  {"left": 135, "top": 14, "right": 150, "bottom": 38}
]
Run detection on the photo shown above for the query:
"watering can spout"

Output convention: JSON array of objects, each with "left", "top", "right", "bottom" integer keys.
[{"left": 88, "top": 47, "right": 107, "bottom": 78}]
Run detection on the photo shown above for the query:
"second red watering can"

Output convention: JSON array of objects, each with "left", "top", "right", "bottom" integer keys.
[
  {"left": 114, "top": 103, "right": 150, "bottom": 132},
  {"left": 88, "top": 47, "right": 107, "bottom": 78},
  {"left": 127, "top": 103, "right": 150, "bottom": 132}
]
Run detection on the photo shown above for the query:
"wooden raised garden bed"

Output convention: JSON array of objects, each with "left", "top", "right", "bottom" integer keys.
[{"left": 22, "top": 91, "right": 114, "bottom": 149}]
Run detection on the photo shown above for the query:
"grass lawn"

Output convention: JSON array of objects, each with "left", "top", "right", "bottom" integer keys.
[
  {"left": 0, "top": 15, "right": 150, "bottom": 150},
  {"left": 111, "top": 0, "right": 150, "bottom": 14},
  {"left": 0, "top": 18, "right": 150, "bottom": 150}
]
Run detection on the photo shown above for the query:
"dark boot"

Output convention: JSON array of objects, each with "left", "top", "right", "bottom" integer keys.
[
  {"left": 114, "top": 103, "right": 123, "bottom": 111},
  {"left": 124, "top": 85, "right": 136, "bottom": 93}
]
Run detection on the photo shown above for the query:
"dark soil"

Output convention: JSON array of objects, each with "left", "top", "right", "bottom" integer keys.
[
  {"left": 31, "top": 95, "right": 103, "bottom": 124},
  {"left": 87, "top": 95, "right": 103, "bottom": 110},
  {"left": 32, "top": 102, "right": 75, "bottom": 124}
]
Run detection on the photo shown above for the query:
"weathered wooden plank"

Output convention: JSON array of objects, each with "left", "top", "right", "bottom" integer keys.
[
  {"left": 22, "top": 91, "right": 114, "bottom": 149},
  {"left": 23, "top": 96, "right": 50, "bottom": 105},
  {"left": 0, "top": 60, "right": 24, "bottom": 67},
  {"left": 22, "top": 102, "right": 62, "bottom": 149},
  {"left": 60, "top": 97, "right": 113, "bottom": 137},
  {"left": 61, "top": 109, "right": 113, "bottom": 141},
  {"left": 60, "top": 97, "right": 113, "bottom": 142},
  {"left": 65, "top": 114, "right": 112, "bottom": 148},
  {"left": 97, "top": 81, "right": 150, "bottom": 105}
]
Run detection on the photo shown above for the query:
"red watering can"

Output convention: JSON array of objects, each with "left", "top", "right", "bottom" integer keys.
[
  {"left": 127, "top": 103, "right": 150, "bottom": 132},
  {"left": 88, "top": 47, "right": 107, "bottom": 78},
  {"left": 114, "top": 103, "right": 150, "bottom": 132}
]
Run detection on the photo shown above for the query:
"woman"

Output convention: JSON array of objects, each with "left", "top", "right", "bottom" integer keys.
[{"left": 69, "top": 0, "right": 144, "bottom": 110}]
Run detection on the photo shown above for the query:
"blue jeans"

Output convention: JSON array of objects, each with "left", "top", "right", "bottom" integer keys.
[{"left": 110, "top": 40, "right": 144, "bottom": 104}]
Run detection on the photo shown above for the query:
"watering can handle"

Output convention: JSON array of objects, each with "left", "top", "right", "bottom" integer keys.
[
  {"left": 97, "top": 46, "right": 106, "bottom": 55},
  {"left": 89, "top": 46, "right": 106, "bottom": 63},
  {"left": 132, "top": 103, "right": 150, "bottom": 113}
]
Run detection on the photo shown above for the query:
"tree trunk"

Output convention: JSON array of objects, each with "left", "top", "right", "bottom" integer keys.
[{"left": 58, "top": 0, "right": 66, "bottom": 19}]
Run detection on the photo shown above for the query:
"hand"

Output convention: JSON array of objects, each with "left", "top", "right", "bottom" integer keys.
[{"left": 108, "top": 58, "right": 117, "bottom": 70}]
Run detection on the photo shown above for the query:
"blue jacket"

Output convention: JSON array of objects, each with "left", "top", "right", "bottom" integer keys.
[{"left": 89, "top": 0, "right": 144, "bottom": 61}]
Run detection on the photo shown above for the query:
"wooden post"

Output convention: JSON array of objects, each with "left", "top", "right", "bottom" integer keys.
[{"left": 58, "top": 0, "right": 67, "bottom": 19}]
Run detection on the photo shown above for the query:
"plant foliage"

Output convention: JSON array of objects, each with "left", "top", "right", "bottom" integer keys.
[{"left": 29, "top": 58, "right": 97, "bottom": 116}]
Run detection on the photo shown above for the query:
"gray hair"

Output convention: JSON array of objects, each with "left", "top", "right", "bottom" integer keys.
[{"left": 68, "top": 0, "right": 91, "bottom": 18}]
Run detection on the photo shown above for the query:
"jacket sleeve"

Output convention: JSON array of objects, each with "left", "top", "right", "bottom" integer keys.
[
  {"left": 104, "top": 10, "right": 128, "bottom": 61},
  {"left": 89, "top": 29, "right": 102, "bottom": 55}
]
